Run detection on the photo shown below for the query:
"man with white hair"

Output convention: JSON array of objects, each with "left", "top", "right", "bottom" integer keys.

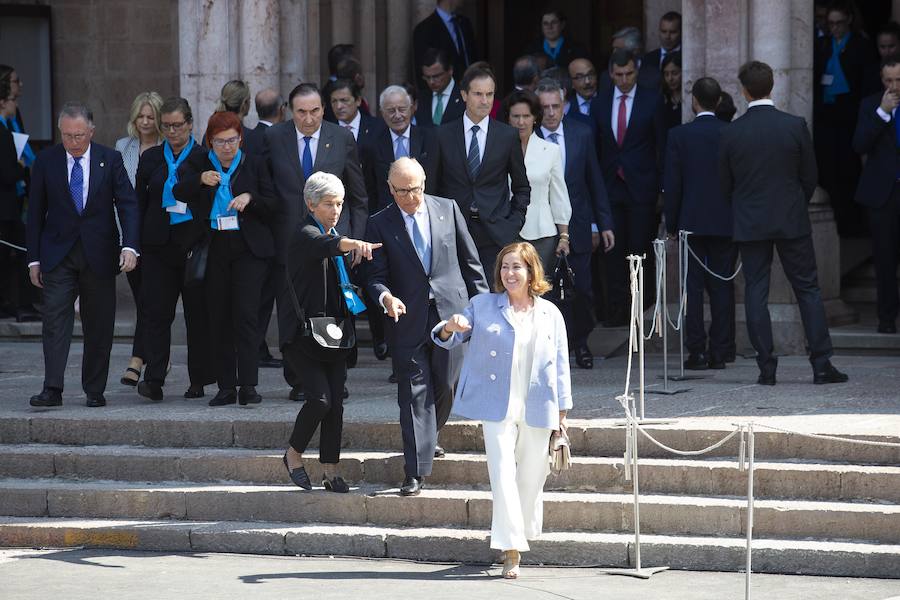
[{"left": 365, "top": 157, "right": 488, "bottom": 496}]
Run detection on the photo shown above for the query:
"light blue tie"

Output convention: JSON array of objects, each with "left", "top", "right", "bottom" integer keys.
[
  {"left": 409, "top": 214, "right": 431, "bottom": 274},
  {"left": 395, "top": 135, "right": 408, "bottom": 159},
  {"left": 467, "top": 125, "right": 481, "bottom": 179},
  {"left": 70, "top": 157, "right": 84, "bottom": 215},
  {"left": 548, "top": 132, "right": 564, "bottom": 170}
]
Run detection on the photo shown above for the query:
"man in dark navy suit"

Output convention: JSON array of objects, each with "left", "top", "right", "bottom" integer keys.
[
  {"left": 412, "top": 0, "right": 478, "bottom": 86},
  {"left": 643, "top": 11, "right": 682, "bottom": 73},
  {"left": 366, "top": 157, "right": 487, "bottom": 496},
  {"left": 592, "top": 48, "right": 666, "bottom": 325},
  {"left": 536, "top": 79, "right": 614, "bottom": 369},
  {"left": 328, "top": 79, "right": 382, "bottom": 155},
  {"left": 567, "top": 58, "right": 599, "bottom": 118},
  {"left": 26, "top": 102, "right": 140, "bottom": 407},
  {"left": 720, "top": 61, "right": 847, "bottom": 386},
  {"left": 852, "top": 56, "right": 900, "bottom": 334},
  {"left": 665, "top": 77, "right": 737, "bottom": 370},
  {"left": 415, "top": 48, "right": 466, "bottom": 129}
]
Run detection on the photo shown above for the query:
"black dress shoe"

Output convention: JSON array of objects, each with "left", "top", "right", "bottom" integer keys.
[
  {"left": 29, "top": 388, "right": 62, "bottom": 407},
  {"left": 877, "top": 322, "right": 897, "bottom": 334},
  {"left": 434, "top": 445, "right": 445, "bottom": 458},
  {"left": 322, "top": 475, "right": 350, "bottom": 493},
  {"left": 757, "top": 372, "right": 776, "bottom": 386},
  {"left": 184, "top": 385, "right": 205, "bottom": 398},
  {"left": 85, "top": 393, "right": 107, "bottom": 408},
  {"left": 813, "top": 363, "right": 849, "bottom": 385},
  {"left": 400, "top": 475, "right": 423, "bottom": 496},
  {"left": 724, "top": 352, "right": 737, "bottom": 363},
  {"left": 209, "top": 389, "right": 237, "bottom": 407},
  {"left": 684, "top": 353, "right": 708, "bottom": 371},
  {"left": 574, "top": 345, "right": 594, "bottom": 369},
  {"left": 707, "top": 358, "right": 726, "bottom": 370},
  {"left": 373, "top": 341, "right": 389, "bottom": 361},
  {"left": 282, "top": 453, "right": 312, "bottom": 490},
  {"left": 238, "top": 385, "right": 262, "bottom": 405},
  {"left": 137, "top": 381, "right": 163, "bottom": 402},
  {"left": 388, "top": 371, "right": 398, "bottom": 384},
  {"left": 258, "top": 356, "right": 283, "bottom": 368},
  {"left": 289, "top": 386, "right": 305, "bottom": 402},
  {"left": 343, "top": 386, "right": 349, "bottom": 399}
]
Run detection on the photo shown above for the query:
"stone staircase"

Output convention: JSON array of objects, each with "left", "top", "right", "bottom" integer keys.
[
  {"left": 833, "top": 261, "right": 900, "bottom": 355},
  {"left": 0, "top": 416, "right": 898, "bottom": 577}
]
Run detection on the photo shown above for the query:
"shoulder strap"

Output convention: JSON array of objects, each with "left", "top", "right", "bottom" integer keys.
[{"left": 285, "top": 263, "right": 306, "bottom": 326}]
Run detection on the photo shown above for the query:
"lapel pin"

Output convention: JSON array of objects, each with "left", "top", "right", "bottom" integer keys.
[
  {"left": 325, "top": 143, "right": 330, "bottom": 149},
  {"left": 439, "top": 215, "right": 444, "bottom": 220},
  {"left": 99, "top": 162, "right": 105, "bottom": 167}
]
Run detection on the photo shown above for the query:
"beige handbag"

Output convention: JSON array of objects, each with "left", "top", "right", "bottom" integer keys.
[{"left": 549, "top": 429, "right": 571, "bottom": 474}]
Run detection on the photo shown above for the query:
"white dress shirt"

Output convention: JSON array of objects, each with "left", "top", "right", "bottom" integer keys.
[
  {"left": 611, "top": 87, "right": 636, "bottom": 142},
  {"left": 339, "top": 111, "right": 361, "bottom": 141},
  {"left": 659, "top": 44, "right": 681, "bottom": 68},
  {"left": 695, "top": 111, "right": 716, "bottom": 118},
  {"left": 747, "top": 99, "right": 775, "bottom": 109},
  {"left": 463, "top": 112, "right": 489, "bottom": 161},
  {"left": 577, "top": 93, "right": 594, "bottom": 115},
  {"left": 258, "top": 120, "right": 273, "bottom": 127},
  {"left": 295, "top": 125, "right": 321, "bottom": 165},
  {"left": 432, "top": 78, "right": 455, "bottom": 120}
]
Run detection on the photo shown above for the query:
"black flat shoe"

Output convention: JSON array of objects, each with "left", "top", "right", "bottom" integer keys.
[
  {"left": 877, "top": 322, "right": 897, "bottom": 334},
  {"left": 400, "top": 475, "right": 423, "bottom": 496},
  {"left": 289, "top": 386, "right": 305, "bottom": 402},
  {"left": 209, "top": 389, "right": 237, "bottom": 407},
  {"left": 137, "top": 380, "right": 163, "bottom": 402},
  {"left": 574, "top": 345, "right": 593, "bottom": 369},
  {"left": 813, "top": 363, "right": 849, "bottom": 385},
  {"left": 322, "top": 475, "right": 350, "bottom": 493},
  {"left": 757, "top": 372, "right": 776, "bottom": 386},
  {"left": 184, "top": 385, "right": 205, "bottom": 398},
  {"left": 684, "top": 354, "right": 708, "bottom": 370},
  {"left": 373, "top": 341, "right": 389, "bottom": 361},
  {"left": 258, "top": 356, "right": 283, "bottom": 368},
  {"left": 85, "top": 393, "right": 107, "bottom": 408},
  {"left": 707, "top": 359, "right": 726, "bottom": 370},
  {"left": 238, "top": 385, "right": 262, "bottom": 406},
  {"left": 120, "top": 367, "right": 141, "bottom": 386},
  {"left": 282, "top": 453, "right": 312, "bottom": 490},
  {"left": 29, "top": 388, "right": 62, "bottom": 407},
  {"left": 388, "top": 372, "right": 398, "bottom": 384}
]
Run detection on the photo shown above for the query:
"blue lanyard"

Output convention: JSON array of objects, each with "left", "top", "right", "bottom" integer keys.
[{"left": 313, "top": 218, "right": 367, "bottom": 315}]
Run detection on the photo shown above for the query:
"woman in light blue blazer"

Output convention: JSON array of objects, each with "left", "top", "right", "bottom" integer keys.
[{"left": 432, "top": 241, "right": 572, "bottom": 579}]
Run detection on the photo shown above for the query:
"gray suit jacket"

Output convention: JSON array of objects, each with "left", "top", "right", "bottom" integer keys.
[
  {"left": 264, "top": 120, "right": 369, "bottom": 263},
  {"left": 365, "top": 194, "right": 488, "bottom": 347}
]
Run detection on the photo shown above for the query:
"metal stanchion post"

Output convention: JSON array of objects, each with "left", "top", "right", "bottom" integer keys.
[
  {"left": 638, "top": 256, "right": 646, "bottom": 419},
  {"left": 650, "top": 239, "right": 689, "bottom": 395},
  {"left": 671, "top": 231, "right": 706, "bottom": 382},
  {"left": 745, "top": 425, "right": 755, "bottom": 600}
]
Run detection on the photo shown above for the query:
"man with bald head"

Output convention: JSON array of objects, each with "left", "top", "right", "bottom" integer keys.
[
  {"left": 365, "top": 157, "right": 488, "bottom": 496},
  {"left": 568, "top": 58, "right": 599, "bottom": 117}
]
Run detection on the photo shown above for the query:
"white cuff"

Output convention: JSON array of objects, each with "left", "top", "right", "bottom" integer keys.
[
  {"left": 876, "top": 106, "right": 892, "bottom": 122},
  {"left": 28, "top": 261, "right": 39, "bottom": 268},
  {"left": 591, "top": 223, "right": 599, "bottom": 233},
  {"left": 377, "top": 290, "right": 390, "bottom": 314},
  {"left": 122, "top": 247, "right": 140, "bottom": 257}
]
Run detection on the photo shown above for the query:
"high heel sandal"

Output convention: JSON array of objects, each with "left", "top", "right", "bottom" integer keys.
[
  {"left": 501, "top": 550, "right": 520, "bottom": 579},
  {"left": 120, "top": 366, "right": 141, "bottom": 386},
  {"left": 322, "top": 474, "right": 349, "bottom": 493}
]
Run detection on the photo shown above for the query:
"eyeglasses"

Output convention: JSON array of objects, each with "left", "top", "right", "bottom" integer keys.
[
  {"left": 61, "top": 133, "right": 89, "bottom": 142},
  {"left": 571, "top": 71, "right": 597, "bottom": 82},
  {"left": 390, "top": 183, "right": 424, "bottom": 197},
  {"left": 161, "top": 121, "right": 189, "bottom": 131},
  {"left": 422, "top": 72, "right": 448, "bottom": 82},
  {"left": 211, "top": 136, "right": 241, "bottom": 148}
]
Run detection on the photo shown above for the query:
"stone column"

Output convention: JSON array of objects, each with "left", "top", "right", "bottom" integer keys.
[
  {"left": 241, "top": 0, "right": 281, "bottom": 127},
  {"left": 306, "top": 0, "right": 322, "bottom": 87},
  {"left": 386, "top": 0, "right": 412, "bottom": 90},
  {"left": 191, "top": 0, "right": 239, "bottom": 137},
  {"left": 412, "top": 0, "right": 433, "bottom": 25},
  {"left": 280, "top": 0, "right": 309, "bottom": 95},
  {"left": 644, "top": 0, "right": 683, "bottom": 52},
  {"left": 749, "top": 0, "right": 792, "bottom": 110},
  {"left": 331, "top": 0, "right": 354, "bottom": 44},
  {"left": 357, "top": 0, "right": 378, "bottom": 110}
]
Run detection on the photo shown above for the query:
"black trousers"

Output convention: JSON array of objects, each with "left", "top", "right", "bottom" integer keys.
[
  {"left": 40, "top": 241, "right": 116, "bottom": 394},
  {"left": 566, "top": 250, "right": 596, "bottom": 347},
  {"left": 739, "top": 236, "right": 833, "bottom": 373},
  {"left": 393, "top": 302, "right": 459, "bottom": 477},
  {"left": 684, "top": 235, "right": 737, "bottom": 362},
  {"left": 287, "top": 351, "right": 347, "bottom": 464},
  {"left": 0, "top": 219, "right": 34, "bottom": 310},
  {"left": 206, "top": 231, "right": 267, "bottom": 390},
  {"left": 140, "top": 243, "right": 216, "bottom": 386},
  {"left": 257, "top": 257, "right": 279, "bottom": 358},
  {"left": 606, "top": 179, "right": 658, "bottom": 310},
  {"left": 815, "top": 115, "right": 865, "bottom": 236},
  {"left": 125, "top": 265, "right": 146, "bottom": 360},
  {"left": 868, "top": 185, "right": 900, "bottom": 325}
]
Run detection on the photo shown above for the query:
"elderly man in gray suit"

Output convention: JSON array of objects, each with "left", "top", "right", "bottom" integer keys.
[
  {"left": 264, "top": 83, "right": 369, "bottom": 399},
  {"left": 366, "top": 157, "right": 488, "bottom": 496}
]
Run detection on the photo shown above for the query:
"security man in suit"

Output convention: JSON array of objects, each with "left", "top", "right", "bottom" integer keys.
[
  {"left": 366, "top": 157, "right": 488, "bottom": 496},
  {"left": 664, "top": 77, "right": 737, "bottom": 370},
  {"left": 719, "top": 61, "right": 847, "bottom": 386},
  {"left": 412, "top": 0, "right": 478, "bottom": 85},
  {"left": 26, "top": 102, "right": 140, "bottom": 407},
  {"left": 415, "top": 48, "right": 466, "bottom": 129}
]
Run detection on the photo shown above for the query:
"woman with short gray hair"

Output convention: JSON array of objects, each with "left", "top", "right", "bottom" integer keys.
[{"left": 281, "top": 171, "right": 381, "bottom": 493}]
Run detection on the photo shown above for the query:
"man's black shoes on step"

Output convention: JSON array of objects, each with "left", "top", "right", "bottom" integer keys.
[
  {"left": 29, "top": 388, "right": 62, "bottom": 407},
  {"left": 813, "top": 363, "right": 848, "bottom": 385},
  {"left": 138, "top": 381, "right": 164, "bottom": 402},
  {"left": 400, "top": 475, "right": 423, "bottom": 496},
  {"left": 209, "top": 389, "right": 237, "bottom": 407}
]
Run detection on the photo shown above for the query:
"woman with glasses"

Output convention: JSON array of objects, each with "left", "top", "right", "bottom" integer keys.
[
  {"left": 133, "top": 97, "right": 215, "bottom": 402},
  {"left": 174, "top": 111, "right": 276, "bottom": 407},
  {"left": 115, "top": 91, "right": 164, "bottom": 387},
  {"left": 522, "top": 8, "right": 588, "bottom": 69}
]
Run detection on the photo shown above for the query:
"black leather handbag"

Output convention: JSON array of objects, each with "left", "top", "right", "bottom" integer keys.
[
  {"left": 286, "top": 258, "right": 356, "bottom": 350},
  {"left": 548, "top": 253, "right": 576, "bottom": 304},
  {"left": 183, "top": 237, "right": 210, "bottom": 288}
]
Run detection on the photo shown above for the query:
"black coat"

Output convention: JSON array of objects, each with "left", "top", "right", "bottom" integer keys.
[
  {"left": 814, "top": 32, "right": 877, "bottom": 124},
  {"left": 361, "top": 125, "right": 437, "bottom": 213},
  {"left": 0, "top": 122, "right": 26, "bottom": 221},
  {"left": 852, "top": 93, "right": 900, "bottom": 209},
  {"left": 415, "top": 85, "right": 466, "bottom": 128},
  {"left": 173, "top": 150, "right": 276, "bottom": 258},
  {"left": 521, "top": 37, "right": 589, "bottom": 69},
  {"left": 412, "top": 10, "right": 478, "bottom": 83}
]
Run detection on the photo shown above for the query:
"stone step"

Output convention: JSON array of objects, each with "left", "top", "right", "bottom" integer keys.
[
  {"left": 0, "top": 516, "right": 897, "bottom": 578},
  {"left": 3, "top": 417, "right": 899, "bottom": 465},
  {"left": 2, "top": 478, "right": 898, "bottom": 543},
  {"left": 2, "top": 444, "right": 900, "bottom": 503},
  {"left": 831, "top": 327, "right": 900, "bottom": 356}
]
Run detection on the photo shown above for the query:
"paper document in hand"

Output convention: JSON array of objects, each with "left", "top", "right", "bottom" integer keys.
[{"left": 12, "top": 132, "right": 28, "bottom": 160}]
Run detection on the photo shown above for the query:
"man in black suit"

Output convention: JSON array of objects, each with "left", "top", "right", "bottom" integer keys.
[
  {"left": 254, "top": 88, "right": 284, "bottom": 131},
  {"left": 26, "top": 102, "right": 140, "bottom": 407},
  {"left": 366, "top": 157, "right": 487, "bottom": 496},
  {"left": 412, "top": 0, "right": 478, "bottom": 86},
  {"left": 328, "top": 79, "right": 382, "bottom": 154},
  {"left": 264, "top": 83, "right": 369, "bottom": 399},
  {"left": 597, "top": 27, "right": 662, "bottom": 97},
  {"left": 415, "top": 48, "right": 466, "bottom": 129},
  {"left": 433, "top": 65, "right": 530, "bottom": 286},
  {"left": 643, "top": 11, "right": 682, "bottom": 72},
  {"left": 535, "top": 79, "right": 614, "bottom": 369},
  {"left": 852, "top": 56, "right": 900, "bottom": 334},
  {"left": 665, "top": 77, "right": 737, "bottom": 370},
  {"left": 568, "top": 58, "right": 599, "bottom": 117},
  {"left": 592, "top": 48, "right": 666, "bottom": 326},
  {"left": 720, "top": 61, "right": 847, "bottom": 386}
]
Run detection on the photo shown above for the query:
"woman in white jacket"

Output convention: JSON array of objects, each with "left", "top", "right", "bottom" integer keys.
[{"left": 505, "top": 89, "right": 572, "bottom": 275}]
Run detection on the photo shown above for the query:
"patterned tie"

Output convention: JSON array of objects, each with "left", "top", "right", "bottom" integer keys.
[
  {"left": 467, "top": 124, "right": 481, "bottom": 179},
  {"left": 451, "top": 16, "right": 468, "bottom": 65},
  {"left": 432, "top": 93, "right": 444, "bottom": 125},
  {"left": 409, "top": 214, "right": 431, "bottom": 274},
  {"left": 70, "top": 156, "right": 84, "bottom": 215},
  {"left": 395, "top": 135, "right": 408, "bottom": 159},
  {"left": 616, "top": 94, "right": 628, "bottom": 180},
  {"left": 302, "top": 136, "right": 313, "bottom": 180},
  {"left": 548, "top": 132, "right": 559, "bottom": 145}
]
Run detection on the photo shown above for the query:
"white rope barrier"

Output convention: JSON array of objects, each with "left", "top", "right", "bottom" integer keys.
[{"left": 0, "top": 239, "right": 26, "bottom": 252}]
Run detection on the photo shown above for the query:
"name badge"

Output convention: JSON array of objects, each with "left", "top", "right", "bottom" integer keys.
[
  {"left": 821, "top": 74, "right": 834, "bottom": 86},
  {"left": 166, "top": 200, "right": 188, "bottom": 214},
  {"left": 217, "top": 215, "right": 239, "bottom": 230}
]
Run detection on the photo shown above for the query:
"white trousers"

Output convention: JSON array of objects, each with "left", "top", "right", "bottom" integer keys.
[{"left": 482, "top": 416, "right": 552, "bottom": 552}]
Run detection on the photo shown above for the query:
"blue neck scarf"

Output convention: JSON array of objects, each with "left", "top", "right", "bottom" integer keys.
[
  {"left": 207, "top": 149, "right": 241, "bottom": 230},
  {"left": 162, "top": 137, "right": 195, "bottom": 224},
  {"left": 313, "top": 218, "right": 367, "bottom": 315},
  {"left": 0, "top": 115, "right": 27, "bottom": 196},
  {"left": 543, "top": 37, "right": 564, "bottom": 61},
  {"left": 823, "top": 33, "right": 851, "bottom": 104}
]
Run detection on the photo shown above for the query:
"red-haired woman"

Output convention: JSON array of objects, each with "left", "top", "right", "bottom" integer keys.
[{"left": 173, "top": 111, "right": 276, "bottom": 407}]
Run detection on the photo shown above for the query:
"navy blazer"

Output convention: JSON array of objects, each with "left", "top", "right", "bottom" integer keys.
[
  {"left": 26, "top": 143, "right": 139, "bottom": 278},
  {"left": 365, "top": 195, "right": 488, "bottom": 347},
  {"left": 361, "top": 125, "right": 437, "bottom": 214},
  {"left": 852, "top": 93, "right": 900, "bottom": 210},
  {"left": 412, "top": 10, "right": 478, "bottom": 84},
  {"left": 538, "top": 118, "right": 613, "bottom": 254},
  {"left": 591, "top": 85, "right": 666, "bottom": 206},
  {"left": 663, "top": 114, "right": 732, "bottom": 237},
  {"left": 351, "top": 112, "right": 384, "bottom": 158},
  {"left": 415, "top": 85, "right": 466, "bottom": 128}
]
